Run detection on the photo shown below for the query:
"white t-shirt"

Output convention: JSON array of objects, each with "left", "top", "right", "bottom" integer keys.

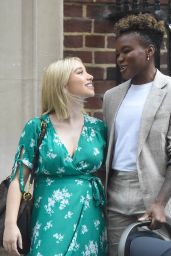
[{"left": 112, "top": 82, "right": 152, "bottom": 172}]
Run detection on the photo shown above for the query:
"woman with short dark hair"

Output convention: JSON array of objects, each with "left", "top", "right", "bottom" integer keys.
[{"left": 103, "top": 13, "right": 171, "bottom": 255}]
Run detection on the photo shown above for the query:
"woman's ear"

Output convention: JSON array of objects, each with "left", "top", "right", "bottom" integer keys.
[{"left": 146, "top": 44, "right": 155, "bottom": 60}]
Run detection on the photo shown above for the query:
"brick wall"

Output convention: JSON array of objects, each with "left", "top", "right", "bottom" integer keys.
[{"left": 64, "top": 0, "right": 169, "bottom": 118}]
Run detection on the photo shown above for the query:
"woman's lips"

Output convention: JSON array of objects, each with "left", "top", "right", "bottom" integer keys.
[
  {"left": 84, "top": 83, "right": 94, "bottom": 88},
  {"left": 120, "top": 65, "right": 127, "bottom": 72}
]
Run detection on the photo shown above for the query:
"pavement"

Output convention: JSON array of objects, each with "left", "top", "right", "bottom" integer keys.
[{"left": 0, "top": 248, "right": 8, "bottom": 255}]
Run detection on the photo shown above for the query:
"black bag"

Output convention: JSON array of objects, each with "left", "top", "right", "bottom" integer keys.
[
  {"left": 0, "top": 120, "right": 46, "bottom": 255},
  {"left": 118, "top": 220, "right": 171, "bottom": 256}
]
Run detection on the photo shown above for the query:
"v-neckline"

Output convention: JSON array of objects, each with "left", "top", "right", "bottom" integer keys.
[{"left": 48, "top": 114, "right": 85, "bottom": 159}]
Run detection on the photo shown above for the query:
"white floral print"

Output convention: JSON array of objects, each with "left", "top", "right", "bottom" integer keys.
[
  {"left": 68, "top": 232, "right": 80, "bottom": 252},
  {"left": 44, "top": 221, "right": 53, "bottom": 231},
  {"left": 82, "top": 241, "right": 98, "bottom": 255},
  {"left": 53, "top": 233, "right": 64, "bottom": 243},
  {"left": 44, "top": 188, "right": 72, "bottom": 215},
  {"left": 11, "top": 114, "right": 107, "bottom": 255},
  {"left": 64, "top": 211, "right": 73, "bottom": 219},
  {"left": 81, "top": 225, "right": 88, "bottom": 234},
  {"left": 94, "top": 220, "right": 100, "bottom": 230}
]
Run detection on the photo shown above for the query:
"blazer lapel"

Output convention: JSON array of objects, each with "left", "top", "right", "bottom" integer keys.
[
  {"left": 108, "top": 84, "right": 130, "bottom": 131},
  {"left": 106, "top": 80, "right": 130, "bottom": 172},
  {"left": 137, "top": 70, "right": 168, "bottom": 156}
]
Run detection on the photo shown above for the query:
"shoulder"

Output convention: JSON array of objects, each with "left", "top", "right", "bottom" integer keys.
[
  {"left": 84, "top": 114, "right": 106, "bottom": 131},
  {"left": 17, "top": 116, "right": 42, "bottom": 145},
  {"left": 21, "top": 116, "right": 42, "bottom": 138},
  {"left": 165, "top": 75, "right": 171, "bottom": 87},
  {"left": 104, "top": 79, "right": 131, "bottom": 99},
  {"left": 24, "top": 116, "right": 41, "bottom": 129},
  {"left": 155, "top": 70, "right": 171, "bottom": 89},
  {"left": 24, "top": 113, "right": 49, "bottom": 130}
]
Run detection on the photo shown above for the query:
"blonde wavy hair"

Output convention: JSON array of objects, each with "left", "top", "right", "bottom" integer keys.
[{"left": 41, "top": 57, "right": 82, "bottom": 120}]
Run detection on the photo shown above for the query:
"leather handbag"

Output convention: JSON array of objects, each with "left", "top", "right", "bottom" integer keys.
[{"left": 0, "top": 119, "right": 46, "bottom": 255}]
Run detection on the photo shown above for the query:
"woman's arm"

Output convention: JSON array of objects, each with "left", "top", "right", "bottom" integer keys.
[
  {"left": 139, "top": 120, "right": 171, "bottom": 229},
  {"left": 139, "top": 171, "right": 171, "bottom": 229},
  {"left": 3, "top": 166, "right": 29, "bottom": 255}
]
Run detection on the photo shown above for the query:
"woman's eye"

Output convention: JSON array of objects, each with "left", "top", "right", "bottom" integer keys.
[
  {"left": 77, "top": 71, "right": 83, "bottom": 74},
  {"left": 123, "top": 48, "right": 131, "bottom": 54}
]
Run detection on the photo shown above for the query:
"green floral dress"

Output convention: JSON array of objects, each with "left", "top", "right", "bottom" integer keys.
[{"left": 10, "top": 114, "right": 107, "bottom": 256}]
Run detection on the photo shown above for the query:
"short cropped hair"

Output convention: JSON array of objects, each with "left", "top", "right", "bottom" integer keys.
[
  {"left": 41, "top": 57, "right": 82, "bottom": 120},
  {"left": 114, "top": 13, "right": 166, "bottom": 50}
]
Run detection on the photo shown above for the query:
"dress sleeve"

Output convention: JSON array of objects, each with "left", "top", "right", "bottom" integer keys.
[{"left": 10, "top": 117, "right": 41, "bottom": 192}]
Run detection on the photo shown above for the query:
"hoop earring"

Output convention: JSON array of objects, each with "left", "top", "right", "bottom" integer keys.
[{"left": 147, "top": 55, "right": 150, "bottom": 61}]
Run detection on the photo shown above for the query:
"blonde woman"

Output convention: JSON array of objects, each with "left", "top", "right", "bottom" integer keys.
[{"left": 3, "top": 57, "right": 107, "bottom": 255}]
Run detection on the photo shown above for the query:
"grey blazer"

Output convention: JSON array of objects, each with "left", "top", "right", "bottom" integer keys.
[{"left": 103, "top": 69, "right": 171, "bottom": 220}]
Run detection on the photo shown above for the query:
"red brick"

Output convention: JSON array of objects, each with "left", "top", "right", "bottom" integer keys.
[
  {"left": 95, "top": 51, "right": 115, "bottom": 64},
  {"left": 64, "top": 4, "right": 83, "bottom": 17},
  {"left": 86, "top": 4, "right": 105, "bottom": 18},
  {"left": 64, "top": 35, "right": 83, "bottom": 48},
  {"left": 64, "top": 19, "right": 92, "bottom": 33},
  {"left": 94, "top": 80, "right": 116, "bottom": 94},
  {"left": 107, "top": 36, "right": 116, "bottom": 48},
  {"left": 160, "top": 0, "right": 169, "bottom": 3},
  {"left": 64, "top": 50, "right": 92, "bottom": 63},
  {"left": 85, "top": 96, "right": 103, "bottom": 109},
  {"left": 86, "top": 3, "right": 115, "bottom": 18},
  {"left": 95, "top": 0, "right": 115, "bottom": 2},
  {"left": 94, "top": 20, "right": 114, "bottom": 33},
  {"left": 85, "top": 35, "right": 105, "bottom": 48},
  {"left": 86, "top": 66, "right": 105, "bottom": 80},
  {"left": 107, "top": 67, "right": 117, "bottom": 80}
]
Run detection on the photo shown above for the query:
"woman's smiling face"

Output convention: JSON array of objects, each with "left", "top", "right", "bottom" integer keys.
[
  {"left": 67, "top": 60, "right": 94, "bottom": 98},
  {"left": 115, "top": 32, "right": 151, "bottom": 84}
]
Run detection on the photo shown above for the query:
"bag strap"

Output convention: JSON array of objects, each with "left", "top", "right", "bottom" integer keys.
[
  {"left": 22, "top": 119, "right": 47, "bottom": 200},
  {"left": 29, "top": 119, "right": 47, "bottom": 185}
]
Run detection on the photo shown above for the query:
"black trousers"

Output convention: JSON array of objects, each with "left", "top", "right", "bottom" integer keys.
[{"left": 130, "top": 237, "right": 171, "bottom": 256}]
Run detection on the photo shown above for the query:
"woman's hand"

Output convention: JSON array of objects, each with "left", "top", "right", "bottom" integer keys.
[
  {"left": 3, "top": 223, "right": 22, "bottom": 256},
  {"left": 138, "top": 202, "right": 166, "bottom": 229}
]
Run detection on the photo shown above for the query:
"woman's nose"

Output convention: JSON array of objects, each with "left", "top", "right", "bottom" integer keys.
[
  {"left": 87, "top": 73, "right": 93, "bottom": 81},
  {"left": 117, "top": 53, "right": 124, "bottom": 64}
]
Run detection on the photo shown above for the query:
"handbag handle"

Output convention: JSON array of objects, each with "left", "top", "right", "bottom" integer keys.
[
  {"left": 118, "top": 220, "right": 171, "bottom": 256},
  {"left": 22, "top": 119, "right": 47, "bottom": 200},
  {"left": 118, "top": 220, "right": 151, "bottom": 256}
]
